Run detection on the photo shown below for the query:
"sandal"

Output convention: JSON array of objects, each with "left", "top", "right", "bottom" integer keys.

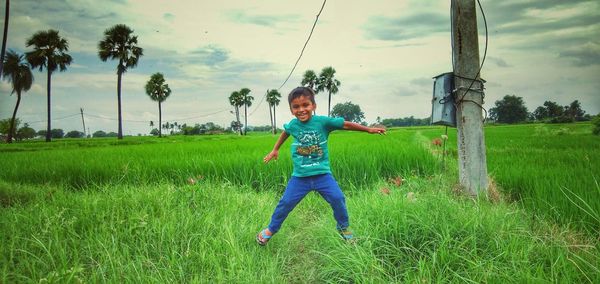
[
  {"left": 256, "top": 228, "right": 272, "bottom": 246},
  {"left": 338, "top": 228, "right": 353, "bottom": 241}
]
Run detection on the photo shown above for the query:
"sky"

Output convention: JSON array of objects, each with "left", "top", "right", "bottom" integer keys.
[{"left": 0, "top": 0, "right": 599, "bottom": 136}]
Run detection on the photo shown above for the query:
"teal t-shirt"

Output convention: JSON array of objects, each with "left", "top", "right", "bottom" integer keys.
[{"left": 283, "top": 115, "right": 345, "bottom": 177}]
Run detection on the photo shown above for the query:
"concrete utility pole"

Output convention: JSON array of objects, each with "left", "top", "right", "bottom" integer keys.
[
  {"left": 80, "top": 108, "right": 87, "bottom": 138},
  {"left": 451, "top": 0, "right": 488, "bottom": 196}
]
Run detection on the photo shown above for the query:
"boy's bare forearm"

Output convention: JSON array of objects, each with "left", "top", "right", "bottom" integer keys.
[
  {"left": 343, "top": 121, "right": 386, "bottom": 134},
  {"left": 264, "top": 132, "right": 289, "bottom": 163},
  {"left": 272, "top": 131, "right": 290, "bottom": 150}
]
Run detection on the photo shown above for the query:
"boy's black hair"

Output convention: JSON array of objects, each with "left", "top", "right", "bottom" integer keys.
[{"left": 288, "top": 86, "right": 316, "bottom": 105}]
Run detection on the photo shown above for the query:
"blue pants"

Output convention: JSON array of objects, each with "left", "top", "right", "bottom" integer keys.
[{"left": 268, "top": 173, "right": 349, "bottom": 234}]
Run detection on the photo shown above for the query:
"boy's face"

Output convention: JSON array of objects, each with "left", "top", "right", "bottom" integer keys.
[{"left": 289, "top": 95, "right": 316, "bottom": 122}]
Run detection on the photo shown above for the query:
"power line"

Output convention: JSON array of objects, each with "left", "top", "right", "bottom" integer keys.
[
  {"left": 249, "top": 0, "right": 327, "bottom": 117},
  {"left": 24, "top": 113, "right": 80, "bottom": 124},
  {"left": 278, "top": 0, "right": 327, "bottom": 91},
  {"left": 84, "top": 108, "right": 231, "bottom": 123},
  {"left": 18, "top": 107, "right": 231, "bottom": 125},
  {"left": 168, "top": 108, "right": 230, "bottom": 121}
]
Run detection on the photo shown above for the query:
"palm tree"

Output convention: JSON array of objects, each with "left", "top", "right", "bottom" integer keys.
[
  {"left": 239, "top": 88, "right": 253, "bottom": 135},
  {"left": 301, "top": 70, "right": 318, "bottom": 90},
  {"left": 0, "top": 0, "right": 10, "bottom": 77},
  {"left": 2, "top": 50, "right": 33, "bottom": 143},
  {"left": 145, "top": 73, "right": 171, "bottom": 138},
  {"left": 302, "top": 69, "right": 320, "bottom": 114},
  {"left": 228, "top": 91, "right": 243, "bottom": 135},
  {"left": 98, "top": 24, "right": 143, "bottom": 140},
  {"left": 26, "top": 29, "right": 72, "bottom": 142},
  {"left": 266, "top": 89, "right": 281, "bottom": 134},
  {"left": 316, "top": 66, "right": 341, "bottom": 117}
]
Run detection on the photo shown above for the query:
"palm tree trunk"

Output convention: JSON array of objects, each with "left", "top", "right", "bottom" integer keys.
[
  {"left": 46, "top": 69, "right": 51, "bottom": 142},
  {"left": 273, "top": 105, "right": 277, "bottom": 134},
  {"left": 244, "top": 103, "right": 248, "bottom": 136},
  {"left": 328, "top": 91, "right": 331, "bottom": 117},
  {"left": 6, "top": 91, "right": 19, "bottom": 144},
  {"left": 268, "top": 103, "right": 273, "bottom": 135},
  {"left": 117, "top": 71, "right": 123, "bottom": 140},
  {"left": 235, "top": 106, "right": 242, "bottom": 135},
  {"left": 158, "top": 101, "right": 162, "bottom": 138},
  {"left": 0, "top": 0, "right": 9, "bottom": 77}
]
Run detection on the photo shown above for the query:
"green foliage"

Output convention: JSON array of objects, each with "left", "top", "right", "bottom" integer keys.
[
  {"left": 2, "top": 50, "right": 34, "bottom": 94},
  {"left": 564, "top": 100, "right": 586, "bottom": 121},
  {"left": 180, "top": 122, "right": 224, "bottom": 135},
  {"left": 228, "top": 91, "right": 244, "bottom": 135},
  {"left": 0, "top": 131, "right": 436, "bottom": 191},
  {"left": 64, "top": 130, "right": 84, "bottom": 138},
  {"left": 145, "top": 73, "right": 171, "bottom": 103},
  {"left": 238, "top": 88, "right": 253, "bottom": 136},
  {"left": 422, "top": 123, "right": 600, "bottom": 233},
  {"left": 145, "top": 72, "right": 171, "bottom": 137},
  {"left": 16, "top": 124, "right": 36, "bottom": 140},
  {"left": 0, "top": 178, "right": 597, "bottom": 282},
  {"left": 592, "top": 114, "right": 600, "bottom": 135},
  {"left": 26, "top": 29, "right": 72, "bottom": 142},
  {"left": 301, "top": 69, "right": 318, "bottom": 90},
  {"left": 489, "top": 95, "right": 528, "bottom": 123},
  {"left": 98, "top": 24, "right": 143, "bottom": 74},
  {"left": 50, "top": 128, "right": 64, "bottom": 139},
  {"left": 331, "top": 101, "right": 364, "bottom": 123},
  {"left": 266, "top": 89, "right": 282, "bottom": 134},
  {"left": 98, "top": 24, "right": 143, "bottom": 139},
  {"left": 316, "top": 66, "right": 341, "bottom": 115},
  {"left": 1, "top": 126, "right": 599, "bottom": 282},
  {"left": 381, "top": 116, "right": 429, "bottom": 127},
  {"left": 25, "top": 30, "right": 72, "bottom": 73},
  {"left": 535, "top": 100, "right": 588, "bottom": 123},
  {"left": 0, "top": 118, "right": 20, "bottom": 135},
  {"left": 93, "top": 130, "right": 107, "bottom": 138},
  {"left": 544, "top": 101, "right": 564, "bottom": 118}
]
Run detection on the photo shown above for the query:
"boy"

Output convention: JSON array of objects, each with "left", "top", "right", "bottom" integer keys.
[{"left": 257, "top": 86, "right": 386, "bottom": 246}]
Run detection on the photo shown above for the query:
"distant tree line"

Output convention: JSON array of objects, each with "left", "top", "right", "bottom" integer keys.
[
  {"left": 488, "top": 95, "right": 593, "bottom": 124},
  {"left": 379, "top": 116, "right": 430, "bottom": 127}
]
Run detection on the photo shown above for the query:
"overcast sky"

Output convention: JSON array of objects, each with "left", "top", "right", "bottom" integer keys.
[{"left": 1, "top": 0, "right": 599, "bottom": 135}]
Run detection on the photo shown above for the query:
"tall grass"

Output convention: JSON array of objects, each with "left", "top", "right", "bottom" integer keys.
[
  {"left": 1, "top": 178, "right": 598, "bottom": 282},
  {"left": 420, "top": 122, "right": 600, "bottom": 233},
  {"left": 0, "top": 130, "right": 437, "bottom": 191},
  {"left": 2, "top": 126, "right": 599, "bottom": 282}
]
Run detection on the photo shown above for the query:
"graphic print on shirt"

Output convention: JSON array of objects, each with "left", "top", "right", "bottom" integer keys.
[{"left": 295, "top": 130, "right": 324, "bottom": 167}]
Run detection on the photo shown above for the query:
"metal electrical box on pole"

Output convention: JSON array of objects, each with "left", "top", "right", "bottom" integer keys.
[
  {"left": 431, "top": 72, "right": 456, "bottom": 127},
  {"left": 451, "top": 0, "right": 488, "bottom": 196}
]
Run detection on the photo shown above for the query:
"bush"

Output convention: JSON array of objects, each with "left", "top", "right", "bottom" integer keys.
[{"left": 592, "top": 114, "right": 600, "bottom": 135}]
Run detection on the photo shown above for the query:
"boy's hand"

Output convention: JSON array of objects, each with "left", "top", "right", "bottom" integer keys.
[
  {"left": 368, "top": 127, "right": 386, "bottom": 135},
  {"left": 263, "top": 150, "right": 279, "bottom": 163}
]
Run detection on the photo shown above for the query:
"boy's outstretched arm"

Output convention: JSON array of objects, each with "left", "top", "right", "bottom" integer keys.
[
  {"left": 343, "top": 121, "right": 387, "bottom": 135},
  {"left": 263, "top": 131, "right": 290, "bottom": 163}
]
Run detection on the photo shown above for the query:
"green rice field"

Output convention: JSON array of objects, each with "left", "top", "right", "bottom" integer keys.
[{"left": 1, "top": 123, "right": 599, "bottom": 283}]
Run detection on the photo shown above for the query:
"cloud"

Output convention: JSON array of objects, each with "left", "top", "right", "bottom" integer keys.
[
  {"left": 163, "top": 13, "right": 175, "bottom": 22},
  {"left": 363, "top": 12, "right": 448, "bottom": 41},
  {"left": 391, "top": 85, "right": 418, "bottom": 97},
  {"left": 481, "top": 1, "right": 600, "bottom": 36},
  {"left": 487, "top": 57, "right": 511, "bottom": 68},
  {"left": 225, "top": 10, "right": 300, "bottom": 28},
  {"left": 189, "top": 45, "right": 230, "bottom": 66},
  {"left": 559, "top": 42, "right": 600, "bottom": 66}
]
